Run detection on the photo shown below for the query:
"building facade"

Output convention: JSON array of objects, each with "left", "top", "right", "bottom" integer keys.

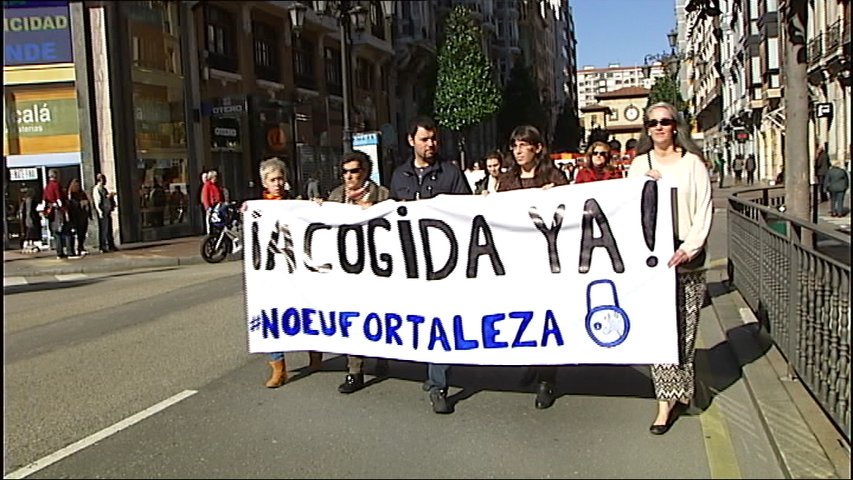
[
  {"left": 679, "top": 0, "right": 850, "bottom": 182},
  {"left": 3, "top": 0, "right": 86, "bottom": 249}
]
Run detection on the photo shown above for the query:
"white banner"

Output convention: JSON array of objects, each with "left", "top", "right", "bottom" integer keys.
[{"left": 244, "top": 177, "right": 679, "bottom": 365}]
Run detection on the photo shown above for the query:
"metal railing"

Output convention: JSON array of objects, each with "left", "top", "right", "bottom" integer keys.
[
  {"left": 727, "top": 186, "right": 850, "bottom": 440},
  {"left": 807, "top": 34, "right": 823, "bottom": 67}
]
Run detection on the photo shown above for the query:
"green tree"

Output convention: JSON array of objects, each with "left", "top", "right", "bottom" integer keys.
[
  {"left": 496, "top": 63, "right": 545, "bottom": 148},
  {"left": 551, "top": 102, "right": 581, "bottom": 153},
  {"left": 646, "top": 74, "right": 685, "bottom": 112},
  {"left": 434, "top": 5, "right": 501, "bottom": 164}
]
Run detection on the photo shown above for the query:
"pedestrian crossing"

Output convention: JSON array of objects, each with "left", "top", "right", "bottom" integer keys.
[{"left": 3, "top": 273, "right": 91, "bottom": 289}]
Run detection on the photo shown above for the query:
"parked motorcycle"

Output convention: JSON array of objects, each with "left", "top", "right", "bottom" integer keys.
[{"left": 200, "top": 202, "right": 243, "bottom": 263}]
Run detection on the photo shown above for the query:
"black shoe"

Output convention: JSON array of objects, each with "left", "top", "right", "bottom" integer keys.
[
  {"left": 429, "top": 388, "right": 452, "bottom": 414},
  {"left": 519, "top": 367, "right": 536, "bottom": 386},
  {"left": 534, "top": 381, "right": 555, "bottom": 409},
  {"left": 337, "top": 373, "right": 364, "bottom": 394},
  {"left": 373, "top": 359, "right": 389, "bottom": 377},
  {"left": 649, "top": 402, "right": 687, "bottom": 435}
]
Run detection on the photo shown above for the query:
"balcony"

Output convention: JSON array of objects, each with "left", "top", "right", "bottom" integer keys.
[
  {"left": 826, "top": 21, "right": 841, "bottom": 53},
  {"left": 807, "top": 34, "right": 822, "bottom": 68}
]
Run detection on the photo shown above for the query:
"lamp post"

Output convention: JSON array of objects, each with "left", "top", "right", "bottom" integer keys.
[{"left": 289, "top": 1, "right": 393, "bottom": 154}]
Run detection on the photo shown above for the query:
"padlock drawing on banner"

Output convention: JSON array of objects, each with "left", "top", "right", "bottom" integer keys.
[{"left": 584, "top": 279, "right": 631, "bottom": 348}]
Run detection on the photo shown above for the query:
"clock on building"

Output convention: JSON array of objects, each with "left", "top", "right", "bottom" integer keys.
[{"left": 624, "top": 105, "right": 640, "bottom": 122}]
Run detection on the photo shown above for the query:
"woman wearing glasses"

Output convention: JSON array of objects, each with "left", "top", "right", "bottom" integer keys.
[
  {"left": 497, "top": 125, "right": 569, "bottom": 410},
  {"left": 575, "top": 141, "right": 621, "bottom": 183},
  {"left": 627, "top": 102, "right": 713, "bottom": 435},
  {"left": 327, "top": 150, "right": 391, "bottom": 394},
  {"left": 253, "top": 157, "right": 324, "bottom": 388}
]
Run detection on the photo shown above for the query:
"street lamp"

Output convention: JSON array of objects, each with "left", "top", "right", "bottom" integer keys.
[{"left": 289, "top": 1, "right": 393, "bottom": 153}]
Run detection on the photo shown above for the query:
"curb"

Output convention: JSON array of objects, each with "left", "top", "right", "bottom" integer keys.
[
  {"left": 3, "top": 255, "right": 216, "bottom": 278},
  {"left": 705, "top": 269, "right": 843, "bottom": 479}
]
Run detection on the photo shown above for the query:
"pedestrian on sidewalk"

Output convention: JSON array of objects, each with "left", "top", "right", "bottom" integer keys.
[
  {"left": 67, "top": 178, "right": 92, "bottom": 256},
  {"left": 745, "top": 154, "right": 757, "bottom": 185},
  {"left": 251, "top": 157, "right": 324, "bottom": 388},
  {"left": 498, "top": 124, "right": 569, "bottom": 411},
  {"left": 389, "top": 115, "right": 472, "bottom": 414},
  {"left": 815, "top": 144, "right": 831, "bottom": 202},
  {"left": 18, "top": 187, "right": 41, "bottom": 251},
  {"left": 93, "top": 173, "right": 118, "bottom": 253},
  {"left": 324, "top": 151, "right": 390, "bottom": 394},
  {"left": 732, "top": 154, "right": 745, "bottom": 185},
  {"left": 201, "top": 170, "right": 223, "bottom": 234},
  {"left": 42, "top": 169, "right": 73, "bottom": 259},
  {"left": 823, "top": 160, "right": 850, "bottom": 217},
  {"left": 628, "top": 102, "right": 713, "bottom": 435}
]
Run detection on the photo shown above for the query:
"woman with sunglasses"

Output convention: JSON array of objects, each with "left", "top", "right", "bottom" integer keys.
[
  {"left": 627, "top": 102, "right": 713, "bottom": 435},
  {"left": 497, "top": 124, "right": 568, "bottom": 410},
  {"left": 327, "top": 150, "right": 391, "bottom": 394},
  {"left": 575, "top": 141, "right": 621, "bottom": 183}
]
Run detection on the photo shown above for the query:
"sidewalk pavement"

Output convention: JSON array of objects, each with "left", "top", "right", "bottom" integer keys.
[{"left": 3, "top": 235, "right": 210, "bottom": 279}]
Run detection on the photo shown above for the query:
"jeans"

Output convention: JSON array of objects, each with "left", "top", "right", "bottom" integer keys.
[
  {"left": 269, "top": 352, "right": 284, "bottom": 361},
  {"left": 53, "top": 228, "right": 72, "bottom": 257},
  {"left": 425, "top": 363, "right": 450, "bottom": 391},
  {"left": 830, "top": 191, "right": 847, "bottom": 215},
  {"left": 98, "top": 214, "right": 116, "bottom": 250}
]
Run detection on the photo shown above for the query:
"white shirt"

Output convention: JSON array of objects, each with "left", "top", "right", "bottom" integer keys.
[{"left": 628, "top": 150, "right": 712, "bottom": 261}]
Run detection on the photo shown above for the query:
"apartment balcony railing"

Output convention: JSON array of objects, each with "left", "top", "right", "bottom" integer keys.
[
  {"left": 807, "top": 33, "right": 823, "bottom": 68},
  {"left": 825, "top": 20, "right": 841, "bottom": 56}
]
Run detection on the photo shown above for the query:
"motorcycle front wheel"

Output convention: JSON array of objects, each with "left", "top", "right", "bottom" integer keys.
[{"left": 201, "top": 234, "right": 231, "bottom": 263}]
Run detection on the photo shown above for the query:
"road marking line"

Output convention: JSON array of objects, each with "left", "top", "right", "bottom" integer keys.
[
  {"left": 696, "top": 335, "right": 743, "bottom": 479},
  {"left": 3, "top": 390, "right": 197, "bottom": 479},
  {"left": 54, "top": 273, "right": 89, "bottom": 282},
  {"left": 3, "top": 277, "right": 28, "bottom": 288}
]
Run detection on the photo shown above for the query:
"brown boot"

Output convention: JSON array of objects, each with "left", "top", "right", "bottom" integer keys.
[
  {"left": 266, "top": 359, "right": 287, "bottom": 388},
  {"left": 308, "top": 352, "right": 323, "bottom": 372}
]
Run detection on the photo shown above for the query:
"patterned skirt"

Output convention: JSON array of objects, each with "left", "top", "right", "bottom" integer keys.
[{"left": 651, "top": 270, "right": 706, "bottom": 401}]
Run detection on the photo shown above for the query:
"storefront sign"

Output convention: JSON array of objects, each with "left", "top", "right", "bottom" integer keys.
[
  {"left": 5, "top": 97, "right": 79, "bottom": 137},
  {"left": 9, "top": 167, "right": 39, "bottom": 180},
  {"left": 3, "top": 3, "right": 73, "bottom": 66},
  {"left": 266, "top": 125, "right": 287, "bottom": 151}
]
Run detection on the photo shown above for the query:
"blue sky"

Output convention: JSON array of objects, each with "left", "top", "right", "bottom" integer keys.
[{"left": 571, "top": 0, "right": 677, "bottom": 69}]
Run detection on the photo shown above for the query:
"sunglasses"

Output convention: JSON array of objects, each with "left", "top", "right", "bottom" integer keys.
[
  {"left": 342, "top": 167, "right": 363, "bottom": 175},
  {"left": 591, "top": 151, "right": 609, "bottom": 157},
  {"left": 645, "top": 118, "right": 676, "bottom": 128}
]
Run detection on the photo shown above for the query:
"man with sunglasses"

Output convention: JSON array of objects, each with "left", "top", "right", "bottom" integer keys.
[
  {"left": 326, "top": 150, "right": 391, "bottom": 393},
  {"left": 389, "top": 115, "right": 472, "bottom": 414}
]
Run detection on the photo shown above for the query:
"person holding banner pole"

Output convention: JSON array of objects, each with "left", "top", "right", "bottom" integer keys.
[
  {"left": 389, "top": 115, "right": 472, "bottom": 414},
  {"left": 326, "top": 151, "right": 391, "bottom": 394},
  {"left": 497, "top": 125, "right": 569, "bottom": 410},
  {"left": 253, "top": 157, "right": 324, "bottom": 388},
  {"left": 627, "top": 102, "right": 712, "bottom": 435}
]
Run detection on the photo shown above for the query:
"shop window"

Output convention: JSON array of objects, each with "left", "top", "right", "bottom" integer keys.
[
  {"left": 137, "top": 158, "right": 189, "bottom": 229},
  {"left": 253, "top": 20, "right": 280, "bottom": 82}
]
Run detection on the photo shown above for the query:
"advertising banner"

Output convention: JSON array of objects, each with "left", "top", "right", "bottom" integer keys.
[
  {"left": 244, "top": 178, "right": 679, "bottom": 365},
  {"left": 3, "top": 3, "right": 73, "bottom": 66}
]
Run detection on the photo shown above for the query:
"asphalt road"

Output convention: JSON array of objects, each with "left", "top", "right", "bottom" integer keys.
[{"left": 3, "top": 247, "right": 795, "bottom": 479}]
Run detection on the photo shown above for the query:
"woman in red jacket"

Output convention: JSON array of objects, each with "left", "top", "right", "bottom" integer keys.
[
  {"left": 574, "top": 142, "right": 621, "bottom": 184},
  {"left": 42, "top": 169, "right": 72, "bottom": 258},
  {"left": 200, "top": 170, "right": 224, "bottom": 232}
]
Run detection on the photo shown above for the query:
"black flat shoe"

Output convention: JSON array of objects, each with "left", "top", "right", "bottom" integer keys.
[
  {"left": 534, "top": 381, "right": 555, "bottom": 409},
  {"left": 649, "top": 401, "right": 688, "bottom": 435}
]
